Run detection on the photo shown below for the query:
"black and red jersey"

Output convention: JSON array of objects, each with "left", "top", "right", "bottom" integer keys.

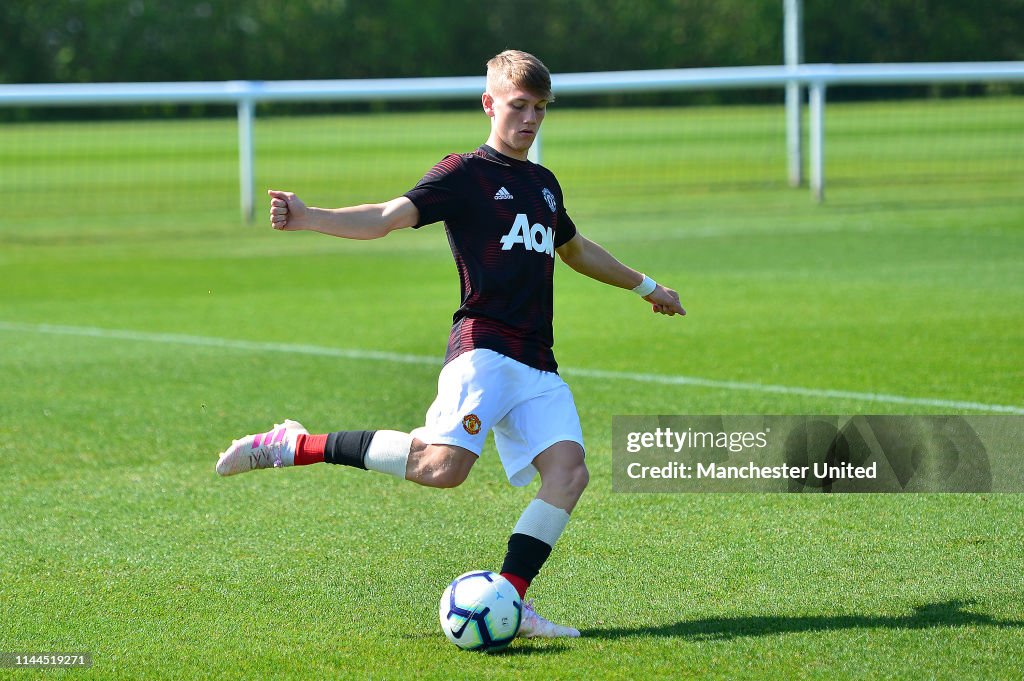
[{"left": 404, "top": 144, "right": 577, "bottom": 373}]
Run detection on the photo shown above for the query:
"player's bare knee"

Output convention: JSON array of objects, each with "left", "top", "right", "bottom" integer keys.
[
  {"left": 564, "top": 460, "right": 590, "bottom": 499},
  {"left": 541, "top": 458, "right": 589, "bottom": 502},
  {"left": 534, "top": 443, "right": 588, "bottom": 500},
  {"left": 408, "top": 444, "right": 474, "bottom": 489},
  {"left": 428, "top": 461, "right": 471, "bottom": 489}
]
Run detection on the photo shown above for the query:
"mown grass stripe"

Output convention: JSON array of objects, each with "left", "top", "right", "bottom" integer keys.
[{"left": 3, "top": 320, "right": 1020, "bottom": 414}]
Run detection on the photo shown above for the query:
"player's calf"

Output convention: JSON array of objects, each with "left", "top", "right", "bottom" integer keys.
[{"left": 216, "top": 426, "right": 477, "bottom": 488}]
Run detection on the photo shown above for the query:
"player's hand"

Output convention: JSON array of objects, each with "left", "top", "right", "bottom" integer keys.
[
  {"left": 644, "top": 285, "right": 686, "bottom": 317},
  {"left": 267, "top": 189, "right": 308, "bottom": 231}
]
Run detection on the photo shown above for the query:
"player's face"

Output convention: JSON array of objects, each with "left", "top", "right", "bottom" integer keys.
[{"left": 483, "top": 87, "right": 548, "bottom": 160}]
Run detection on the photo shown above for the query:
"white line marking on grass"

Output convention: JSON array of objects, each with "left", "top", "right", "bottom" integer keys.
[
  {"left": 561, "top": 366, "right": 1024, "bottom": 414},
  {"left": 2, "top": 321, "right": 1022, "bottom": 414},
  {"left": 0, "top": 321, "right": 436, "bottom": 367}
]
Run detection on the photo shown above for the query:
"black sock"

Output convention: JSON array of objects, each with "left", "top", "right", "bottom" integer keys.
[
  {"left": 323, "top": 430, "right": 376, "bottom": 469},
  {"left": 500, "top": 533, "right": 553, "bottom": 584}
]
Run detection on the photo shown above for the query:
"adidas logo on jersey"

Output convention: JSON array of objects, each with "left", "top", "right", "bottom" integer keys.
[
  {"left": 500, "top": 213, "right": 554, "bottom": 257},
  {"left": 494, "top": 187, "right": 514, "bottom": 200}
]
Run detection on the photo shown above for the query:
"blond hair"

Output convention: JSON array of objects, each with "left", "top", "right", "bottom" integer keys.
[{"left": 485, "top": 50, "right": 553, "bottom": 101}]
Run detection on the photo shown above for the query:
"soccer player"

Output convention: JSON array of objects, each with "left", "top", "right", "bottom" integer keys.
[{"left": 216, "top": 50, "right": 685, "bottom": 638}]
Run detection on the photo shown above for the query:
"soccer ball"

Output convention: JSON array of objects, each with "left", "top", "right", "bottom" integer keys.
[{"left": 439, "top": 571, "right": 522, "bottom": 652}]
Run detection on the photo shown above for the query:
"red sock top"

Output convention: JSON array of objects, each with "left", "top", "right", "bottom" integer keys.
[
  {"left": 294, "top": 433, "right": 327, "bottom": 466},
  {"left": 500, "top": 572, "right": 530, "bottom": 600}
]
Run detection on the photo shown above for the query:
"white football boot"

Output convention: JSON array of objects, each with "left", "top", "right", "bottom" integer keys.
[
  {"left": 517, "top": 600, "right": 581, "bottom": 638},
  {"left": 216, "top": 419, "right": 308, "bottom": 476}
]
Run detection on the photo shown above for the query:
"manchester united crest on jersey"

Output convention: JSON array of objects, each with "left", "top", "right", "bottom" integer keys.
[
  {"left": 542, "top": 187, "right": 557, "bottom": 213},
  {"left": 462, "top": 413, "right": 482, "bottom": 435}
]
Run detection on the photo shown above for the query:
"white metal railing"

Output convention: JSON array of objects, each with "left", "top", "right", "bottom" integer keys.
[{"left": 2, "top": 62, "right": 1022, "bottom": 215}]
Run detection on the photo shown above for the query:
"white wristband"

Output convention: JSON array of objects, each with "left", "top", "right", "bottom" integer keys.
[{"left": 632, "top": 274, "right": 657, "bottom": 297}]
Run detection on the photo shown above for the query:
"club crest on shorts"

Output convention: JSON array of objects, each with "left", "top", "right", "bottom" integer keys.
[
  {"left": 462, "top": 414, "right": 482, "bottom": 435},
  {"left": 542, "top": 188, "right": 557, "bottom": 213}
]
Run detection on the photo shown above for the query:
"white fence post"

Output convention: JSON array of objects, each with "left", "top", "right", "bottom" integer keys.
[
  {"left": 809, "top": 81, "right": 826, "bottom": 202},
  {"left": 237, "top": 95, "right": 255, "bottom": 223},
  {"left": 784, "top": 0, "right": 804, "bottom": 187}
]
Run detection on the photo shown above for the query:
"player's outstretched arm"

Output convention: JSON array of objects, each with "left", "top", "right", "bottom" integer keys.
[
  {"left": 268, "top": 190, "right": 419, "bottom": 240},
  {"left": 556, "top": 233, "right": 686, "bottom": 317}
]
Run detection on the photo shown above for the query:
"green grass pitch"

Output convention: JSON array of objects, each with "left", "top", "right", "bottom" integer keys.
[{"left": 1, "top": 98, "right": 1022, "bottom": 679}]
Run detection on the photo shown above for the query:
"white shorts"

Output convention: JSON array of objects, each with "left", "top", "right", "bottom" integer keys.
[{"left": 411, "top": 349, "right": 584, "bottom": 487}]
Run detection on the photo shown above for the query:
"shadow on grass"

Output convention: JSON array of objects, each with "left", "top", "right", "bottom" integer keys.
[
  {"left": 401, "top": 632, "right": 570, "bottom": 656},
  {"left": 582, "top": 600, "right": 1024, "bottom": 642},
  {"left": 490, "top": 641, "right": 573, "bottom": 657}
]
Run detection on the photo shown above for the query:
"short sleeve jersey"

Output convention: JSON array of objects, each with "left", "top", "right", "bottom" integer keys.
[{"left": 403, "top": 144, "right": 577, "bottom": 373}]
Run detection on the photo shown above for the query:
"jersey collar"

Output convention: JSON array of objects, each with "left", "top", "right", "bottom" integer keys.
[{"left": 478, "top": 144, "right": 532, "bottom": 167}]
